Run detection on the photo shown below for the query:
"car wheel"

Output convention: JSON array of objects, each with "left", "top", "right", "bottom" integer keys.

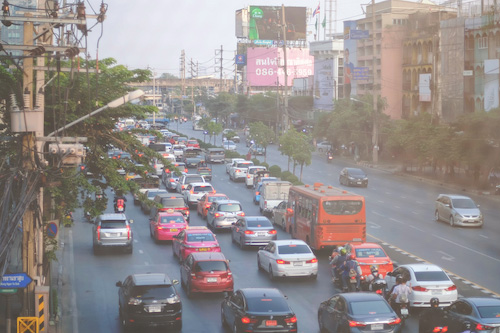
[
  {"left": 232, "top": 321, "right": 239, "bottom": 333},
  {"left": 221, "top": 307, "right": 227, "bottom": 328},
  {"left": 435, "top": 210, "right": 440, "bottom": 222},
  {"left": 449, "top": 215, "right": 455, "bottom": 227},
  {"left": 186, "top": 282, "right": 193, "bottom": 298},
  {"left": 257, "top": 255, "right": 262, "bottom": 271},
  {"left": 149, "top": 227, "right": 153, "bottom": 238},
  {"left": 239, "top": 236, "right": 246, "bottom": 250},
  {"left": 197, "top": 209, "right": 201, "bottom": 216},
  {"left": 268, "top": 265, "right": 275, "bottom": 281},
  {"left": 119, "top": 307, "right": 130, "bottom": 331},
  {"left": 318, "top": 311, "right": 326, "bottom": 333},
  {"left": 125, "top": 245, "right": 133, "bottom": 254}
]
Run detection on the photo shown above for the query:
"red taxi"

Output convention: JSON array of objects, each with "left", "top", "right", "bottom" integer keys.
[
  {"left": 149, "top": 210, "right": 188, "bottom": 242},
  {"left": 344, "top": 242, "right": 393, "bottom": 286},
  {"left": 172, "top": 226, "right": 221, "bottom": 262},
  {"left": 180, "top": 252, "right": 233, "bottom": 297},
  {"left": 196, "top": 193, "right": 229, "bottom": 219}
]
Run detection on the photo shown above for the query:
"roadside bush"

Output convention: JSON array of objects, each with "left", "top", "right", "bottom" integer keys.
[
  {"left": 225, "top": 151, "right": 242, "bottom": 159},
  {"left": 269, "top": 165, "right": 281, "bottom": 178},
  {"left": 261, "top": 162, "right": 270, "bottom": 170},
  {"left": 281, "top": 171, "right": 294, "bottom": 181},
  {"left": 251, "top": 158, "right": 261, "bottom": 165}
]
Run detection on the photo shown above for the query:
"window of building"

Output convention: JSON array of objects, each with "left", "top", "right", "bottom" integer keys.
[{"left": 478, "top": 36, "right": 488, "bottom": 49}]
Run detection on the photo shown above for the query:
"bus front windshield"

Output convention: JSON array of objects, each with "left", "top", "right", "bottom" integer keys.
[{"left": 322, "top": 200, "right": 363, "bottom": 215}]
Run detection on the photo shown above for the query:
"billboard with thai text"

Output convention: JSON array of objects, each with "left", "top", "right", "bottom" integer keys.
[{"left": 246, "top": 48, "right": 314, "bottom": 87}]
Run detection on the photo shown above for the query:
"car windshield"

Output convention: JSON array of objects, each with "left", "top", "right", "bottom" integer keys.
[
  {"left": 218, "top": 204, "right": 242, "bottom": 212},
  {"left": 246, "top": 296, "right": 290, "bottom": 312},
  {"left": 414, "top": 271, "right": 450, "bottom": 282},
  {"left": 100, "top": 220, "right": 126, "bottom": 228},
  {"left": 161, "top": 198, "right": 185, "bottom": 207},
  {"left": 355, "top": 248, "right": 387, "bottom": 258},
  {"left": 186, "top": 177, "right": 204, "bottom": 183},
  {"left": 348, "top": 169, "right": 366, "bottom": 176},
  {"left": 248, "top": 220, "right": 273, "bottom": 228},
  {"left": 477, "top": 305, "right": 500, "bottom": 318},
  {"left": 160, "top": 216, "right": 185, "bottom": 224},
  {"left": 278, "top": 244, "right": 311, "bottom": 254},
  {"left": 209, "top": 196, "right": 228, "bottom": 202},
  {"left": 350, "top": 300, "right": 393, "bottom": 315},
  {"left": 147, "top": 190, "right": 164, "bottom": 199},
  {"left": 194, "top": 261, "right": 228, "bottom": 272},
  {"left": 187, "top": 233, "right": 215, "bottom": 242},
  {"left": 193, "top": 185, "right": 213, "bottom": 192},
  {"left": 236, "top": 162, "right": 253, "bottom": 168},
  {"left": 452, "top": 198, "right": 477, "bottom": 209},
  {"left": 131, "top": 285, "right": 176, "bottom": 300},
  {"left": 249, "top": 168, "right": 266, "bottom": 174},
  {"left": 323, "top": 200, "right": 363, "bottom": 215}
]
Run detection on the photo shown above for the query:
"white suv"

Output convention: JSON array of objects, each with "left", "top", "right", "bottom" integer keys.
[
  {"left": 245, "top": 166, "right": 267, "bottom": 188},
  {"left": 183, "top": 183, "right": 215, "bottom": 207},
  {"left": 229, "top": 161, "right": 254, "bottom": 182}
]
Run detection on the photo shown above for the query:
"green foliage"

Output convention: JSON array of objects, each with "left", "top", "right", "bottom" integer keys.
[
  {"left": 205, "top": 92, "right": 237, "bottom": 122},
  {"left": 269, "top": 165, "right": 282, "bottom": 178},
  {"left": 251, "top": 158, "right": 261, "bottom": 165},
  {"left": 225, "top": 151, "right": 242, "bottom": 159},
  {"left": 261, "top": 162, "right": 270, "bottom": 170}
]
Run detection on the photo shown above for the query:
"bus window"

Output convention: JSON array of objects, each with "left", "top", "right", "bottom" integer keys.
[{"left": 322, "top": 200, "right": 363, "bottom": 215}]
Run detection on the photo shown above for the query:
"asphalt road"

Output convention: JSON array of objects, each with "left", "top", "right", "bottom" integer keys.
[{"left": 58, "top": 121, "right": 499, "bottom": 333}]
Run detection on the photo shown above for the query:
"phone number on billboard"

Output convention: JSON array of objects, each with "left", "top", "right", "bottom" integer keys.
[{"left": 255, "top": 68, "right": 313, "bottom": 76}]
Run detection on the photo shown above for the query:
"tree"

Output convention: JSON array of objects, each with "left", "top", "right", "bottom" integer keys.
[
  {"left": 249, "top": 122, "right": 274, "bottom": 162},
  {"left": 292, "top": 131, "right": 313, "bottom": 181},
  {"left": 279, "top": 128, "right": 301, "bottom": 171},
  {"left": 205, "top": 92, "right": 237, "bottom": 125}
]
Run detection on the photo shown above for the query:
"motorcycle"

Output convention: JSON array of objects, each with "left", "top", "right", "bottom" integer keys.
[
  {"left": 114, "top": 198, "right": 126, "bottom": 213},
  {"left": 327, "top": 152, "right": 333, "bottom": 163},
  {"left": 393, "top": 301, "right": 410, "bottom": 326},
  {"left": 370, "top": 279, "right": 388, "bottom": 298}
]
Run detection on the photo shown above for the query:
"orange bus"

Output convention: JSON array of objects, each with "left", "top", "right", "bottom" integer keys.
[{"left": 285, "top": 183, "right": 366, "bottom": 250}]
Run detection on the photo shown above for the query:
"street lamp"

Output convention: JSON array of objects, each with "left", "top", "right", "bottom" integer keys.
[
  {"left": 350, "top": 97, "right": 379, "bottom": 164},
  {"left": 47, "top": 89, "right": 145, "bottom": 137}
]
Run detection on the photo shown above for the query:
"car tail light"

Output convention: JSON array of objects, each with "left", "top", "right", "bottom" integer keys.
[
  {"left": 190, "top": 190, "right": 194, "bottom": 194},
  {"left": 276, "top": 259, "right": 290, "bottom": 265},
  {"left": 264, "top": 200, "right": 267, "bottom": 208},
  {"left": 255, "top": 191, "right": 260, "bottom": 196},
  {"left": 126, "top": 225, "right": 131, "bottom": 240},
  {"left": 247, "top": 174, "right": 251, "bottom": 178},
  {"left": 388, "top": 318, "right": 401, "bottom": 325},
  {"left": 237, "top": 212, "right": 245, "bottom": 217},
  {"left": 433, "top": 327, "right": 448, "bottom": 332},
  {"left": 205, "top": 204, "right": 211, "bottom": 208},
  {"left": 169, "top": 179, "right": 175, "bottom": 182},
  {"left": 306, "top": 258, "right": 318, "bottom": 264},
  {"left": 212, "top": 189, "right": 216, "bottom": 194},
  {"left": 244, "top": 230, "right": 254, "bottom": 234},
  {"left": 190, "top": 273, "right": 196, "bottom": 279},
  {"left": 157, "top": 225, "right": 163, "bottom": 230},
  {"left": 268, "top": 230, "right": 277, "bottom": 235},
  {"left": 214, "top": 212, "right": 223, "bottom": 218},
  {"left": 412, "top": 286, "right": 428, "bottom": 292},
  {"left": 445, "top": 285, "right": 457, "bottom": 291},
  {"left": 184, "top": 168, "right": 188, "bottom": 173},
  {"left": 284, "top": 316, "right": 297, "bottom": 324},
  {"left": 349, "top": 320, "right": 367, "bottom": 328},
  {"left": 476, "top": 323, "right": 495, "bottom": 330},
  {"left": 235, "top": 169, "right": 241, "bottom": 173},
  {"left": 241, "top": 317, "right": 258, "bottom": 324},
  {"left": 166, "top": 168, "right": 170, "bottom": 173},
  {"left": 96, "top": 226, "right": 101, "bottom": 240}
]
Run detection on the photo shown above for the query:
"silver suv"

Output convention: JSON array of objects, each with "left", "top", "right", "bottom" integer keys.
[
  {"left": 93, "top": 213, "right": 134, "bottom": 254},
  {"left": 206, "top": 200, "right": 244, "bottom": 231},
  {"left": 435, "top": 194, "right": 483, "bottom": 227}
]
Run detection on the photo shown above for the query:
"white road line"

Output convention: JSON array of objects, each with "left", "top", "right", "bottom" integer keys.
[
  {"left": 409, "top": 225, "right": 423, "bottom": 232},
  {"left": 479, "top": 234, "right": 488, "bottom": 239},
  {"left": 144, "top": 261, "right": 150, "bottom": 266},
  {"left": 431, "top": 233, "right": 500, "bottom": 263},
  {"left": 377, "top": 200, "right": 385, "bottom": 203},
  {"left": 394, "top": 206, "right": 400, "bottom": 209},
  {"left": 416, "top": 201, "right": 423, "bottom": 204},
  {"left": 389, "top": 218, "right": 403, "bottom": 224},
  {"left": 411, "top": 211, "right": 418, "bottom": 215},
  {"left": 138, "top": 249, "right": 144, "bottom": 254}
]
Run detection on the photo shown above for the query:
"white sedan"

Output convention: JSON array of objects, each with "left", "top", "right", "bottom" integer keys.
[
  {"left": 223, "top": 140, "right": 237, "bottom": 151},
  {"left": 257, "top": 239, "right": 318, "bottom": 280},
  {"left": 385, "top": 263, "right": 458, "bottom": 307}
]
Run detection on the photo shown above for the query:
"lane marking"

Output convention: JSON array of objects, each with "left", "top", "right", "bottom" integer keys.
[
  {"left": 479, "top": 234, "right": 488, "bottom": 239},
  {"left": 138, "top": 249, "right": 144, "bottom": 254},
  {"left": 368, "top": 233, "right": 500, "bottom": 297},
  {"left": 438, "top": 251, "right": 455, "bottom": 262},
  {"left": 431, "top": 233, "right": 500, "bottom": 263}
]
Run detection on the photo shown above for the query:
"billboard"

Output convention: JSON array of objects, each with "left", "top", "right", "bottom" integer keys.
[
  {"left": 484, "top": 59, "right": 499, "bottom": 111},
  {"left": 241, "top": 6, "right": 306, "bottom": 41},
  {"left": 247, "top": 48, "right": 313, "bottom": 87},
  {"left": 343, "top": 21, "right": 361, "bottom": 99},
  {"left": 314, "top": 58, "right": 335, "bottom": 110}
]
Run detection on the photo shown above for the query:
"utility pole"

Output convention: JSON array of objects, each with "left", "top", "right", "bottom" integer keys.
[
  {"left": 281, "top": 5, "right": 289, "bottom": 132},
  {"left": 219, "top": 45, "right": 224, "bottom": 92},
  {"left": 371, "top": 0, "right": 379, "bottom": 164},
  {"left": 190, "top": 58, "right": 195, "bottom": 115},
  {"left": 180, "top": 50, "right": 185, "bottom": 103}
]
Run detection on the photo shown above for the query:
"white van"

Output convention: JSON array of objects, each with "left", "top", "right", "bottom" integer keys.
[
  {"left": 259, "top": 181, "right": 292, "bottom": 216},
  {"left": 153, "top": 153, "right": 176, "bottom": 176}
]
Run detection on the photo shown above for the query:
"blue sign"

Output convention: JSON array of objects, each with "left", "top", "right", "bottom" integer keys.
[
  {"left": 0, "top": 273, "right": 33, "bottom": 289},
  {"left": 47, "top": 222, "right": 58, "bottom": 238},
  {"left": 353, "top": 67, "right": 370, "bottom": 80},
  {"left": 349, "top": 29, "right": 369, "bottom": 40},
  {"left": 235, "top": 54, "right": 246, "bottom": 65}
]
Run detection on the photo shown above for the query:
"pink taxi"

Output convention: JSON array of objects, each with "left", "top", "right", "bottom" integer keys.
[
  {"left": 172, "top": 226, "right": 221, "bottom": 262},
  {"left": 149, "top": 210, "right": 188, "bottom": 242}
]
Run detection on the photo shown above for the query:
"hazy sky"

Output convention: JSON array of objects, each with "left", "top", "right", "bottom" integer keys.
[{"left": 85, "top": 0, "right": 367, "bottom": 76}]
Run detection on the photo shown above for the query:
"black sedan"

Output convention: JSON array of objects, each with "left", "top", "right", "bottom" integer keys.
[
  {"left": 221, "top": 288, "right": 297, "bottom": 333},
  {"left": 441, "top": 297, "right": 500, "bottom": 333},
  {"left": 339, "top": 167, "right": 368, "bottom": 187},
  {"left": 317, "top": 292, "right": 401, "bottom": 333}
]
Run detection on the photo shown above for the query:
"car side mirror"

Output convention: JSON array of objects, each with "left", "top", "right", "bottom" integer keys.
[
  {"left": 129, "top": 219, "right": 134, "bottom": 224},
  {"left": 387, "top": 271, "right": 393, "bottom": 277},
  {"left": 116, "top": 281, "right": 122, "bottom": 287},
  {"left": 172, "top": 279, "right": 179, "bottom": 285}
]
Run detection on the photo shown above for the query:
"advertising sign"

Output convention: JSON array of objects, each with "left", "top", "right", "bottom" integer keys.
[
  {"left": 314, "top": 58, "right": 335, "bottom": 110},
  {"left": 248, "top": 6, "right": 306, "bottom": 41},
  {"left": 235, "top": 54, "right": 246, "bottom": 65},
  {"left": 343, "top": 21, "right": 360, "bottom": 99},
  {"left": 349, "top": 30, "right": 369, "bottom": 40},
  {"left": 419, "top": 73, "right": 432, "bottom": 102},
  {"left": 484, "top": 59, "right": 499, "bottom": 112},
  {"left": 246, "top": 48, "right": 314, "bottom": 87}
]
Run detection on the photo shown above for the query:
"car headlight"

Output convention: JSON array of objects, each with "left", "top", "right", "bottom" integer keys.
[
  {"left": 348, "top": 176, "right": 355, "bottom": 180},
  {"left": 454, "top": 213, "right": 464, "bottom": 221},
  {"left": 128, "top": 297, "right": 142, "bottom": 305},
  {"left": 166, "top": 295, "right": 181, "bottom": 304}
]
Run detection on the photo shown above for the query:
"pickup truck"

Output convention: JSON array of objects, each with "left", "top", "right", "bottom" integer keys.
[
  {"left": 197, "top": 161, "right": 212, "bottom": 181},
  {"left": 131, "top": 175, "right": 160, "bottom": 204}
]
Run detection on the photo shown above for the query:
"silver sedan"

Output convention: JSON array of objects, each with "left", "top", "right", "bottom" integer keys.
[{"left": 231, "top": 216, "right": 277, "bottom": 249}]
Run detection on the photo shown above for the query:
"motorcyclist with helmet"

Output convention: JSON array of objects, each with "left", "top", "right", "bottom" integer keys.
[
  {"left": 113, "top": 191, "right": 127, "bottom": 213},
  {"left": 390, "top": 275, "right": 412, "bottom": 316},
  {"left": 366, "top": 265, "right": 385, "bottom": 291},
  {"left": 330, "top": 247, "right": 347, "bottom": 283},
  {"left": 341, "top": 254, "right": 362, "bottom": 291},
  {"left": 419, "top": 297, "right": 447, "bottom": 333}
]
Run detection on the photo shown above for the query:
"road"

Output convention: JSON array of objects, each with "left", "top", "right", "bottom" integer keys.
[{"left": 59, "top": 121, "right": 499, "bottom": 333}]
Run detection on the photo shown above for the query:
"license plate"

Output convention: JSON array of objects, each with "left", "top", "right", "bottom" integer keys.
[
  {"left": 170, "top": 228, "right": 178, "bottom": 232},
  {"left": 147, "top": 305, "right": 161, "bottom": 313},
  {"left": 431, "top": 290, "right": 442, "bottom": 295},
  {"left": 400, "top": 308, "right": 409, "bottom": 315},
  {"left": 257, "top": 232, "right": 266, "bottom": 236},
  {"left": 293, "top": 261, "right": 303, "bottom": 266},
  {"left": 357, "top": 181, "right": 362, "bottom": 184},
  {"left": 198, "top": 248, "right": 209, "bottom": 251},
  {"left": 266, "top": 320, "right": 277, "bottom": 326},
  {"left": 371, "top": 323, "right": 384, "bottom": 330},
  {"left": 206, "top": 277, "right": 217, "bottom": 283}
]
